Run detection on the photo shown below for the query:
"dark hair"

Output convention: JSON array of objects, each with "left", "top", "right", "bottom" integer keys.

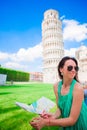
[{"left": 58, "top": 56, "right": 79, "bottom": 81}]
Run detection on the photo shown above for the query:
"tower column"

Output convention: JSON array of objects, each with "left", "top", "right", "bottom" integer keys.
[{"left": 42, "top": 9, "right": 64, "bottom": 83}]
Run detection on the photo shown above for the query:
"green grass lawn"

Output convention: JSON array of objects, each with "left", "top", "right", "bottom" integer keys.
[{"left": 0, "top": 83, "right": 60, "bottom": 130}]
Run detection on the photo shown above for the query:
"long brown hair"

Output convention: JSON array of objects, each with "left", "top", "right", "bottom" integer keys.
[{"left": 58, "top": 56, "right": 79, "bottom": 82}]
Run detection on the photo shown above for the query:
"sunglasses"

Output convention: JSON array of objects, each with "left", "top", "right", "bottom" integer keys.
[{"left": 67, "top": 65, "right": 79, "bottom": 72}]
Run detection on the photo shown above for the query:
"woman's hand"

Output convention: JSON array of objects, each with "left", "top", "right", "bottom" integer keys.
[
  {"left": 40, "top": 110, "right": 57, "bottom": 119},
  {"left": 30, "top": 117, "right": 47, "bottom": 130}
]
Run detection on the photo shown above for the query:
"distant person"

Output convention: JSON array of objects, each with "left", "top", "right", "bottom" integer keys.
[
  {"left": 83, "top": 84, "right": 87, "bottom": 105},
  {"left": 30, "top": 56, "right": 87, "bottom": 130}
]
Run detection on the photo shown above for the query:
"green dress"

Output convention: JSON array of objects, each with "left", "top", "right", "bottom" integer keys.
[{"left": 58, "top": 79, "right": 87, "bottom": 130}]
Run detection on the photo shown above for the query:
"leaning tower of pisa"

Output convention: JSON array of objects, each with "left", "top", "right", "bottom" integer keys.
[{"left": 42, "top": 9, "right": 64, "bottom": 83}]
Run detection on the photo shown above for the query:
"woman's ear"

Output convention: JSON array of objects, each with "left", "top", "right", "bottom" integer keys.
[
  {"left": 60, "top": 68, "right": 63, "bottom": 75},
  {"left": 60, "top": 68, "right": 63, "bottom": 73}
]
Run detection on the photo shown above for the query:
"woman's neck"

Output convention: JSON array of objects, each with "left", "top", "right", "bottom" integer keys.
[{"left": 62, "top": 79, "right": 73, "bottom": 88}]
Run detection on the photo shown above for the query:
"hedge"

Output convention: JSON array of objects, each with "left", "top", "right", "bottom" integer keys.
[{"left": 0, "top": 67, "right": 30, "bottom": 81}]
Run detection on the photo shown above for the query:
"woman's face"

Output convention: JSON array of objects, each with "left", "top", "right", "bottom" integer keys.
[{"left": 60, "top": 59, "right": 77, "bottom": 80}]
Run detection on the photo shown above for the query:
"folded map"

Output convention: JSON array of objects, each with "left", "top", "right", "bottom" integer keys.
[{"left": 16, "top": 96, "right": 56, "bottom": 114}]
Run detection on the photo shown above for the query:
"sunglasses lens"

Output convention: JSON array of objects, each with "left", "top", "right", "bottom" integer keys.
[
  {"left": 67, "top": 66, "right": 79, "bottom": 71},
  {"left": 67, "top": 66, "right": 73, "bottom": 71},
  {"left": 75, "top": 66, "right": 79, "bottom": 71}
]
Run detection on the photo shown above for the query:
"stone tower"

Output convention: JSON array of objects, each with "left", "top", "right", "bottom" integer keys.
[{"left": 42, "top": 9, "right": 64, "bottom": 83}]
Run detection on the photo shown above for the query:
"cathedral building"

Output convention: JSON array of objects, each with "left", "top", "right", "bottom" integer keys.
[{"left": 75, "top": 45, "right": 87, "bottom": 83}]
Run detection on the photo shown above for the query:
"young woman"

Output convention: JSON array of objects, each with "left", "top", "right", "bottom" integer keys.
[{"left": 30, "top": 56, "right": 87, "bottom": 130}]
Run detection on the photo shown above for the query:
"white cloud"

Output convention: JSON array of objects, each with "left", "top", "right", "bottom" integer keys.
[
  {"left": 0, "top": 43, "right": 42, "bottom": 62},
  {"left": 11, "top": 42, "right": 42, "bottom": 62},
  {"left": 63, "top": 19, "right": 87, "bottom": 42},
  {"left": 64, "top": 48, "right": 77, "bottom": 57},
  {"left": 4, "top": 62, "right": 28, "bottom": 70},
  {"left": 60, "top": 15, "right": 65, "bottom": 20},
  {"left": 0, "top": 43, "right": 42, "bottom": 71},
  {"left": 0, "top": 52, "right": 9, "bottom": 60}
]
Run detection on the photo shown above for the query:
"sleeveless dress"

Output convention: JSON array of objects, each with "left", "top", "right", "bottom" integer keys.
[{"left": 58, "top": 79, "right": 87, "bottom": 130}]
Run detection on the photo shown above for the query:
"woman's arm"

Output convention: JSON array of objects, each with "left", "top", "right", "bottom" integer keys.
[
  {"left": 41, "top": 83, "right": 61, "bottom": 119},
  {"left": 52, "top": 83, "right": 61, "bottom": 118}
]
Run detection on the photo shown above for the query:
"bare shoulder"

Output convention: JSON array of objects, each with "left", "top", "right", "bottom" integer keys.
[
  {"left": 53, "top": 82, "right": 59, "bottom": 96},
  {"left": 74, "top": 82, "right": 84, "bottom": 91},
  {"left": 53, "top": 82, "right": 58, "bottom": 89},
  {"left": 74, "top": 82, "right": 84, "bottom": 97},
  {"left": 53, "top": 81, "right": 60, "bottom": 92}
]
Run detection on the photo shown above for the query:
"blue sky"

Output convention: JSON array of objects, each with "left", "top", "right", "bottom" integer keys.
[{"left": 0, "top": 0, "right": 87, "bottom": 72}]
